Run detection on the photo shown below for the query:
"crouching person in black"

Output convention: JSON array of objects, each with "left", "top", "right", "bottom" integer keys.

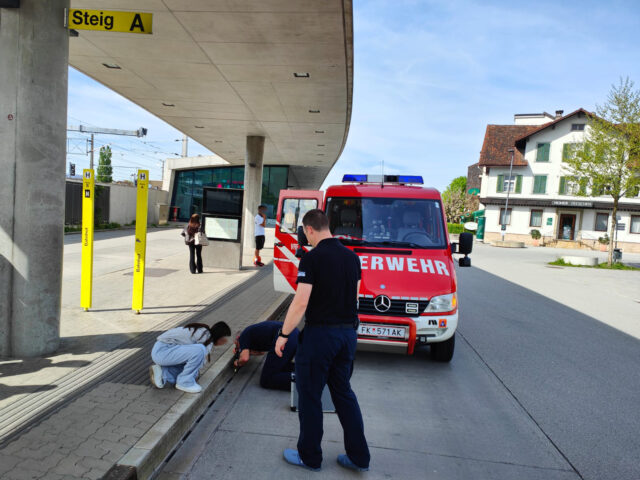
[{"left": 234, "top": 320, "right": 299, "bottom": 391}]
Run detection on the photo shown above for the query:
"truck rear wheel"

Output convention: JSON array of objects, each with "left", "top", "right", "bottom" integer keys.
[{"left": 430, "top": 333, "right": 455, "bottom": 362}]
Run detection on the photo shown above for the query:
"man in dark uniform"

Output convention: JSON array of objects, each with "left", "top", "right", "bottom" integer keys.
[
  {"left": 233, "top": 320, "right": 298, "bottom": 391},
  {"left": 275, "top": 209, "right": 370, "bottom": 472}
]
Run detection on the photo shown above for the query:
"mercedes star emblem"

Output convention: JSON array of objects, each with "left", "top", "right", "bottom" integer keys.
[{"left": 374, "top": 295, "right": 391, "bottom": 313}]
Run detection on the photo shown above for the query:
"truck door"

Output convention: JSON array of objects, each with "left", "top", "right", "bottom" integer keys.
[{"left": 273, "top": 190, "right": 324, "bottom": 293}]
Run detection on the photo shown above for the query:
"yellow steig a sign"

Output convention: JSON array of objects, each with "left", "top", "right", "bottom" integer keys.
[{"left": 66, "top": 9, "right": 152, "bottom": 34}]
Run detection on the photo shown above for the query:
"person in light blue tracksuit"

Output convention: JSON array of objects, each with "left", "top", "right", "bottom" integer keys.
[{"left": 149, "top": 321, "right": 231, "bottom": 394}]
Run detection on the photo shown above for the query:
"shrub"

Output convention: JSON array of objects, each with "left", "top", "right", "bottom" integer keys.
[
  {"left": 530, "top": 229, "right": 541, "bottom": 240},
  {"left": 598, "top": 234, "right": 610, "bottom": 245},
  {"left": 448, "top": 223, "right": 464, "bottom": 234}
]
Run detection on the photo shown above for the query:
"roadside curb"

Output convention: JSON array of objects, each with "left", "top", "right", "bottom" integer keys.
[{"left": 102, "top": 293, "right": 291, "bottom": 480}]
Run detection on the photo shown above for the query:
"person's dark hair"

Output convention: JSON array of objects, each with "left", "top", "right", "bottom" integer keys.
[
  {"left": 187, "top": 214, "right": 200, "bottom": 236},
  {"left": 210, "top": 321, "right": 231, "bottom": 344},
  {"left": 184, "top": 321, "right": 231, "bottom": 346},
  {"left": 302, "top": 209, "right": 329, "bottom": 231}
]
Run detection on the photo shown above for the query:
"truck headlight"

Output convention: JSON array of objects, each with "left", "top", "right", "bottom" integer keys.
[{"left": 424, "top": 293, "right": 457, "bottom": 313}]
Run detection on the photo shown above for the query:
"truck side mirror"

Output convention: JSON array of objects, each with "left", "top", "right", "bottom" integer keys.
[
  {"left": 459, "top": 256, "right": 471, "bottom": 267},
  {"left": 297, "top": 225, "right": 309, "bottom": 246},
  {"left": 458, "top": 232, "right": 473, "bottom": 255},
  {"left": 296, "top": 225, "right": 308, "bottom": 258}
]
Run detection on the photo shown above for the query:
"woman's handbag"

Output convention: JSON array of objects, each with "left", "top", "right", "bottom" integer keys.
[{"left": 195, "top": 231, "right": 209, "bottom": 246}]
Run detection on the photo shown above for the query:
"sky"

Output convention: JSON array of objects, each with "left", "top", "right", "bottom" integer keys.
[{"left": 67, "top": 0, "right": 640, "bottom": 190}]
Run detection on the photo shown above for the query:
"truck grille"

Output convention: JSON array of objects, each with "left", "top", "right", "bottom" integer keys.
[{"left": 358, "top": 298, "right": 429, "bottom": 317}]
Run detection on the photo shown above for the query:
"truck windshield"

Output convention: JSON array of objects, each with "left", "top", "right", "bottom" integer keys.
[{"left": 326, "top": 197, "right": 447, "bottom": 248}]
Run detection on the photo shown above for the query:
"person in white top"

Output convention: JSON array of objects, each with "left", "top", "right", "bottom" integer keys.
[
  {"left": 149, "top": 321, "right": 230, "bottom": 394},
  {"left": 254, "top": 204, "right": 267, "bottom": 267}
]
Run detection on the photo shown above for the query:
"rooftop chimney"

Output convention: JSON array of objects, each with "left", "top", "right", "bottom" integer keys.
[{"left": 555, "top": 109, "right": 564, "bottom": 119}]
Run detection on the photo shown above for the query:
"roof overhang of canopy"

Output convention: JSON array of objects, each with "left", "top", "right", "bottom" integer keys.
[{"left": 68, "top": 0, "right": 354, "bottom": 189}]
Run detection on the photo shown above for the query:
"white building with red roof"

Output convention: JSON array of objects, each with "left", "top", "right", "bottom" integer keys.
[{"left": 477, "top": 109, "right": 640, "bottom": 252}]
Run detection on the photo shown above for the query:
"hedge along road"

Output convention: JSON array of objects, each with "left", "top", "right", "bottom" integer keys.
[{"left": 156, "top": 244, "right": 640, "bottom": 480}]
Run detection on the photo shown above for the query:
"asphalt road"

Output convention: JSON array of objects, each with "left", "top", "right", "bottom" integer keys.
[{"left": 156, "top": 260, "right": 640, "bottom": 480}]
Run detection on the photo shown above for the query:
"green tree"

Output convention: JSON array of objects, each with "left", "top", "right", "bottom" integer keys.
[
  {"left": 97, "top": 145, "right": 113, "bottom": 183},
  {"left": 442, "top": 176, "right": 467, "bottom": 223},
  {"left": 565, "top": 77, "right": 640, "bottom": 266}
]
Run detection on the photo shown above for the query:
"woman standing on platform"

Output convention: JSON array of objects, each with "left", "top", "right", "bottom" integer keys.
[
  {"left": 149, "top": 321, "right": 231, "bottom": 394},
  {"left": 181, "top": 214, "right": 203, "bottom": 274}
]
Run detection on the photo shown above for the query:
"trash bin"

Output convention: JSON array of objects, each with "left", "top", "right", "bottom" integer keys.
[
  {"left": 170, "top": 206, "right": 180, "bottom": 222},
  {"left": 613, "top": 248, "right": 622, "bottom": 261},
  {"left": 476, "top": 216, "right": 486, "bottom": 241}
]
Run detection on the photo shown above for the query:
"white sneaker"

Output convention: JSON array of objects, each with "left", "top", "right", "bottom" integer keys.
[
  {"left": 149, "top": 364, "right": 165, "bottom": 389},
  {"left": 176, "top": 383, "right": 202, "bottom": 394}
]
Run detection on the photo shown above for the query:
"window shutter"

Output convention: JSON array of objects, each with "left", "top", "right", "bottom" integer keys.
[
  {"left": 540, "top": 176, "right": 547, "bottom": 194},
  {"left": 579, "top": 178, "right": 588, "bottom": 195},
  {"left": 562, "top": 143, "right": 571, "bottom": 162},
  {"left": 537, "top": 143, "right": 550, "bottom": 162},
  {"left": 497, "top": 174, "right": 504, "bottom": 193},
  {"left": 515, "top": 175, "right": 522, "bottom": 193},
  {"left": 533, "top": 176, "right": 540, "bottom": 193},
  {"left": 559, "top": 176, "right": 566, "bottom": 195}
]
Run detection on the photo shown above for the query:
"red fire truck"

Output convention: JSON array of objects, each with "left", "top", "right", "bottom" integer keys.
[{"left": 273, "top": 174, "right": 472, "bottom": 362}]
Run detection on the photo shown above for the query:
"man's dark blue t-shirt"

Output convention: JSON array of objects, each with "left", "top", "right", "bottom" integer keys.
[
  {"left": 238, "top": 321, "right": 287, "bottom": 351},
  {"left": 296, "top": 237, "right": 361, "bottom": 326}
]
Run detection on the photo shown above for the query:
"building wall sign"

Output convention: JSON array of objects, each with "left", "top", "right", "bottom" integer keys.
[
  {"left": 551, "top": 200, "right": 593, "bottom": 207},
  {"left": 66, "top": 9, "right": 153, "bottom": 34}
]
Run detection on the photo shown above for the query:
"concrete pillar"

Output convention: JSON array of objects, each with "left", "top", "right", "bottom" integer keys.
[
  {"left": 0, "top": 0, "right": 69, "bottom": 356},
  {"left": 241, "top": 136, "right": 265, "bottom": 264}
]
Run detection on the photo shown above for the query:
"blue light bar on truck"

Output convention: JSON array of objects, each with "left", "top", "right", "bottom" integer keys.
[
  {"left": 342, "top": 174, "right": 424, "bottom": 185},
  {"left": 342, "top": 174, "right": 368, "bottom": 182}
]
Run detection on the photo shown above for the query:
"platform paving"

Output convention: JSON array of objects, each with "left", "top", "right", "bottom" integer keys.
[{"left": 0, "top": 228, "right": 287, "bottom": 480}]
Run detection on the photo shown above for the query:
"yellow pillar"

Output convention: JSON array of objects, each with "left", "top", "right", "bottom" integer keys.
[
  {"left": 132, "top": 170, "right": 149, "bottom": 313},
  {"left": 81, "top": 169, "right": 95, "bottom": 311}
]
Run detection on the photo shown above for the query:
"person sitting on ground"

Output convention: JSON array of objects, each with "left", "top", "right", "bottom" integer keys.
[
  {"left": 149, "top": 321, "right": 231, "bottom": 394},
  {"left": 234, "top": 320, "right": 299, "bottom": 391}
]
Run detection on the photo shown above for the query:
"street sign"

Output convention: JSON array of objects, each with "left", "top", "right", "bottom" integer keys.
[
  {"left": 467, "top": 188, "right": 480, "bottom": 195},
  {"left": 547, "top": 217, "right": 553, "bottom": 225},
  {"left": 132, "top": 170, "right": 149, "bottom": 313},
  {"left": 617, "top": 223, "right": 626, "bottom": 231},
  {"left": 81, "top": 169, "right": 95, "bottom": 311},
  {"left": 66, "top": 9, "right": 153, "bottom": 34}
]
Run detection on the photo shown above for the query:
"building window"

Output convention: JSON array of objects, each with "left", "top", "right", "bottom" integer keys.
[
  {"left": 499, "top": 208, "right": 512, "bottom": 225},
  {"left": 533, "top": 175, "right": 547, "bottom": 194},
  {"left": 496, "top": 174, "right": 522, "bottom": 193},
  {"left": 571, "top": 124, "right": 585, "bottom": 131},
  {"left": 595, "top": 213, "right": 609, "bottom": 232},
  {"left": 558, "top": 177, "right": 580, "bottom": 195},
  {"left": 536, "top": 143, "right": 550, "bottom": 162},
  {"left": 631, "top": 216, "right": 640, "bottom": 234},
  {"left": 171, "top": 166, "right": 288, "bottom": 222},
  {"left": 562, "top": 143, "right": 579, "bottom": 162},
  {"left": 530, "top": 210, "right": 543, "bottom": 227}
]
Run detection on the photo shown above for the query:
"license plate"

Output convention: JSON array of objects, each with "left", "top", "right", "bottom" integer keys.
[{"left": 358, "top": 324, "right": 406, "bottom": 339}]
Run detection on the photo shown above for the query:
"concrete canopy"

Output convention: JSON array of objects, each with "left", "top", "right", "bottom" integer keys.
[{"left": 68, "top": 0, "right": 354, "bottom": 189}]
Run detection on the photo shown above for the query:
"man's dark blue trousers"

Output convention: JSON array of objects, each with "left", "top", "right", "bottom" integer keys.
[
  {"left": 260, "top": 328, "right": 298, "bottom": 391},
  {"left": 294, "top": 326, "right": 370, "bottom": 469}
]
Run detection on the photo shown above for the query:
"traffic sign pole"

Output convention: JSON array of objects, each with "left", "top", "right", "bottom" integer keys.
[
  {"left": 132, "top": 170, "right": 149, "bottom": 313},
  {"left": 81, "top": 169, "right": 95, "bottom": 311}
]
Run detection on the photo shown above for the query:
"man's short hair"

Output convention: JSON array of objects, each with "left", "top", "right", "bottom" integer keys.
[{"left": 302, "top": 209, "right": 329, "bottom": 231}]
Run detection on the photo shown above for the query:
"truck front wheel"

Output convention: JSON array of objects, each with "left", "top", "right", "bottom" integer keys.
[{"left": 430, "top": 333, "right": 455, "bottom": 362}]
